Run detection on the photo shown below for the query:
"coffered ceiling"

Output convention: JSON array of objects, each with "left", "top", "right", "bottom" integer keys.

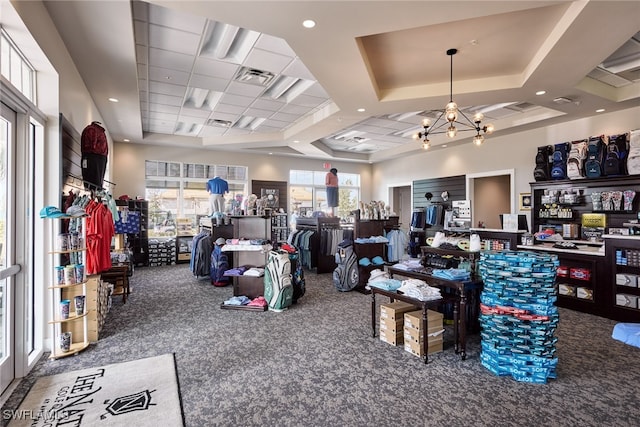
[{"left": 43, "top": 1, "right": 640, "bottom": 163}]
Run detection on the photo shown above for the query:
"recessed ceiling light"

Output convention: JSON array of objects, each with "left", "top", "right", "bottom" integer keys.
[
  {"left": 293, "top": 140, "right": 300, "bottom": 143},
  {"left": 123, "top": 139, "right": 130, "bottom": 142},
  {"left": 268, "top": 152, "right": 273, "bottom": 155},
  {"left": 596, "top": 108, "right": 605, "bottom": 113},
  {"left": 108, "top": 98, "right": 119, "bottom": 103},
  {"left": 442, "top": 144, "right": 447, "bottom": 148},
  {"left": 536, "top": 90, "right": 546, "bottom": 96},
  {"left": 357, "top": 108, "right": 365, "bottom": 112},
  {"left": 302, "top": 19, "right": 316, "bottom": 28}
]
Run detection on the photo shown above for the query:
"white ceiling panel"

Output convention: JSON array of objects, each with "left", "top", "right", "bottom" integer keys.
[
  {"left": 148, "top": 47, "right": 194, "bottom": 72},
  {"left": 189, "top": 74, "right": 229, "bottom": 92},
  {"left": 149, "top": 93, "right": 183, "bottom": 107},
  {"left": 148, "top": 24, "right": 201, "bottom": 55},
  {"left": 148, "top": 66, "right": 190, "bottom": 85},
  {"left": 149, "top": 81, "right": 186, "bottom": 97},
  {"left": 225, "top": 81, "right": 266, "bottom": 97},
  {"left": 192, "top": 57, "right": 239, "bottom": 79}
]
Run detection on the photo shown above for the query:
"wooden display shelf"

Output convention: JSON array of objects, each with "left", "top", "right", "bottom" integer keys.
[
  {"left": 49, "top": 341, "right": 90, "bottom": 360},
  {"left": 48, "top": 248, "right": 87, "bottom": 255},
  {"left": 48, "top": 311, "right": 89, "bottom": 324},
  {"left": 48, "top": 279, "right": 89, "bottom": 289}
]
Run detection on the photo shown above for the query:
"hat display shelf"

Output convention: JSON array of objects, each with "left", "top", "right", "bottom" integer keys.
[{"left": 46, "top": 214, "right": 90, "bottom": 359}]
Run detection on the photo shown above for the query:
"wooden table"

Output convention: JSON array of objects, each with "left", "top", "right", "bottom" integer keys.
[
  {"left": 101, "top": 264, "right": 130, "bottom": 303},
  {"left": 386, "top": 266, "right": 483, "bottom": 360}
]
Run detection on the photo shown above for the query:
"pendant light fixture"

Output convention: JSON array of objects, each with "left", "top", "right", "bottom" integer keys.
[{"left": 413, "top": 48, "right": 495, "bottom": 149}]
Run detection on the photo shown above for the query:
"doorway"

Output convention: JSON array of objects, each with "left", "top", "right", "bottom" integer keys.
[
  {"left": 466, "top": 170, "right": 514, "bottom": 229},
  {"left": 391, "top": 185, "right": 412, "bottom": 232}
]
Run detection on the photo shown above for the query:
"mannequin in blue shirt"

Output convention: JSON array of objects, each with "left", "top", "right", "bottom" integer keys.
[{"left": 207, "top": 176, "right": 229, "bottom": 215}]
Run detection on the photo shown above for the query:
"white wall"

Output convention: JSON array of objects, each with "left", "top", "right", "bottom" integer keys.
[
  {"left": 112, "top": 142, "right": 374, "bottom": 202},
  {"left": 372, "top": 107, "right": 640, "bottom": 205}
]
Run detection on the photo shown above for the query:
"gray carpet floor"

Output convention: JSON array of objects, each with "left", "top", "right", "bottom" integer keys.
[{"left": 2, "top": 264, "right": 640, "bottom": 426}]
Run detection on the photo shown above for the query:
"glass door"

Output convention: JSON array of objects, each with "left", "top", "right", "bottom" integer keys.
[{"left": 0, "top": 103, "right": 19, "bottom": 393}]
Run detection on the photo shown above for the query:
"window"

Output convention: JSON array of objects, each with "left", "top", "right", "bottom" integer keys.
[
  {"left": 289, "top": 170, "right": 360, "bottom": 220},
  {"left": 145, "top": 161, "right": 247, "bottom": 237},
  {"left": 1, "top": 28, "right": 35, "bottom": 103}
]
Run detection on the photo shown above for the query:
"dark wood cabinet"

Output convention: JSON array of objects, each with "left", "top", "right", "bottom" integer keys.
[
  {"left": 528, "top": 175, "right": 640, "bottom": 320},
  {"left": 604, "top": 235, "right": 640, "bottom": 322}
]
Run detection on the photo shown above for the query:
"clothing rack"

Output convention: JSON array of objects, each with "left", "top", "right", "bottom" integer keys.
[
  {"left": 294, "top": 217, "right": 341, "bottom": 274},
  {"left": 64, "top": 173, "right": 115, "bottom": 193}
]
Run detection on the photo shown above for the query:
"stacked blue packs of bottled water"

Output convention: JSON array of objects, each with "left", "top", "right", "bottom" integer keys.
[{"left": 478, "top": 250, "right": 559, "bottom": 383}]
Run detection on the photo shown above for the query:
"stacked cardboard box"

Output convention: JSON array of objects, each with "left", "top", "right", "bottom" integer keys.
[
  {"left": 403, "top": 309, "right": 444, "bottom": 357},
  {"left": 379, "top": 301, "right": 415, "bottom": 346}
]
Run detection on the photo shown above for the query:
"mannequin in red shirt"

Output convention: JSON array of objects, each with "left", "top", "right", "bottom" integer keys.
[{"left": 325, "top": 168, "right": 339, "bottom": 216}]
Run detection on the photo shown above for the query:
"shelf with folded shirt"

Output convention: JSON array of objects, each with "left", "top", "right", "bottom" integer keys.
[
  {"left": 222, "top": 216, "right": 272, "bottom": 300},
  {"left": 352, "top": 212, "right": 399, "bottom": 292}
]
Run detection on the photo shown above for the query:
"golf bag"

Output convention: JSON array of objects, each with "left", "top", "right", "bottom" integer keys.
[
  {"left": 333, "top": 240, "right": 359, "bottom": 292},
  {"left": 264, "top": 250, "right": 293, "bottom": 311},
  {"left": 584, "top": 135, "right": 607, "bottom": 178},
  {"left": 533, "top": 145, "right": 553, "bottom": 181},
  {"left": 210, "top": 244, "right": 230, "bottom": 287}
]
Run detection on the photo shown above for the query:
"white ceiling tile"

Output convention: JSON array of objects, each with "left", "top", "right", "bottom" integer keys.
[
  {"left": 179, "top": 108, "right": 211, "bottom": 119},
  {"left": 279, "top": 104, "right": 313, "bottom": 115},
  {"left": 220, "top": 93, "right": 254, "bottom": 108},
  {"left": 214, "top": 103, "right": 247, "bottom": 115},
  {"left": 149, "top": 81, "right": 186, "bottom": 97},
  {"left": 133, "top": 20, "right": 149, "bottom": 45},
  {"left": 147, "top": 3, "right": 206, "bottom": 34},
  {"left": 192, "top": 57, "right": 239, "bottom": 79},
  {"left": 149, "top": 111, "right": 179, "bottom": 121},
  {"left": 270, "top": 111, "right": 300, "bottom": 123},
  {"left": 251, "top": 98, "right": 285, "bottom": 112},
  {"left": 137, "top": 63, "right": 148, "bottom": 76},
  {"left": 135, "top": 44, "right": 148, "bottom": 64},
  {"left": 281, "top": 58, "right": 316, "bottom": 80},
  {"left": 243, "top": 107, "right": 276, "bottom": 119},
  {"left": 148, "top": 24, "right": 201, "bottom": 56},
  {"left": 148, "top": 66, "right": 190, "bottom": 85},
  {"left": 199, "top": 126, "right": 228, "bottom": 137},
  {"left": 288, "top": 94, "right": 327, "bottom": 108},
  {"left": 254, "top": 33, "right": 296, "bottom": 57},
  {"left": 209, "top": 112, "right": 238, "bottom": 122},
  {"left": 225, "top": 81, "right": 265, "bottom": 97},
  {"left": 177, "top": 115, "right": 206, "bottom": 125},
  {"left": 302, "top": 82, "right": 329, "bottom": 99},
  {"left": 243, "top": 48, "right": 294, "bottom": 75},
  {"left": 224, "top": 127, "right": 251, "bottom": 136},
  {"left": 148, "top": 47, "right": 194, "bottom": 72},
  {"left": 189, "top": 74, "right": 229, "bottom": 92},
  {"left": 263, "top": 118, "right": 292, "bottom": 128},
  {"left": 149, "top": 104, "right": 181, "bottom": 114},
  {"left": 131, "top": 0, "right": 149, "bottom": 21},
  {"left": 147, "top": 124, "right": 176, "bottom": 134},
  {"left": 149, "top": 92, "right": 183, "bottom": 106}
]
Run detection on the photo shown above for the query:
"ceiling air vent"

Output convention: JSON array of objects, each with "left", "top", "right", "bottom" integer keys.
[
  {"left": 234, "top": 67, "right": 275, "bottom": 86},
  {"left": 505, "top": 102, "right": 538, "bottom": 112},
  {"left": 206, "top": 118, "right": 233, "bottom": 128}
]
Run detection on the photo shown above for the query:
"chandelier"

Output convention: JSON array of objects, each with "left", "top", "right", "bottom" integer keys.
[{"left": 413, "top": 48, "right": 495, "bottom": 150}]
